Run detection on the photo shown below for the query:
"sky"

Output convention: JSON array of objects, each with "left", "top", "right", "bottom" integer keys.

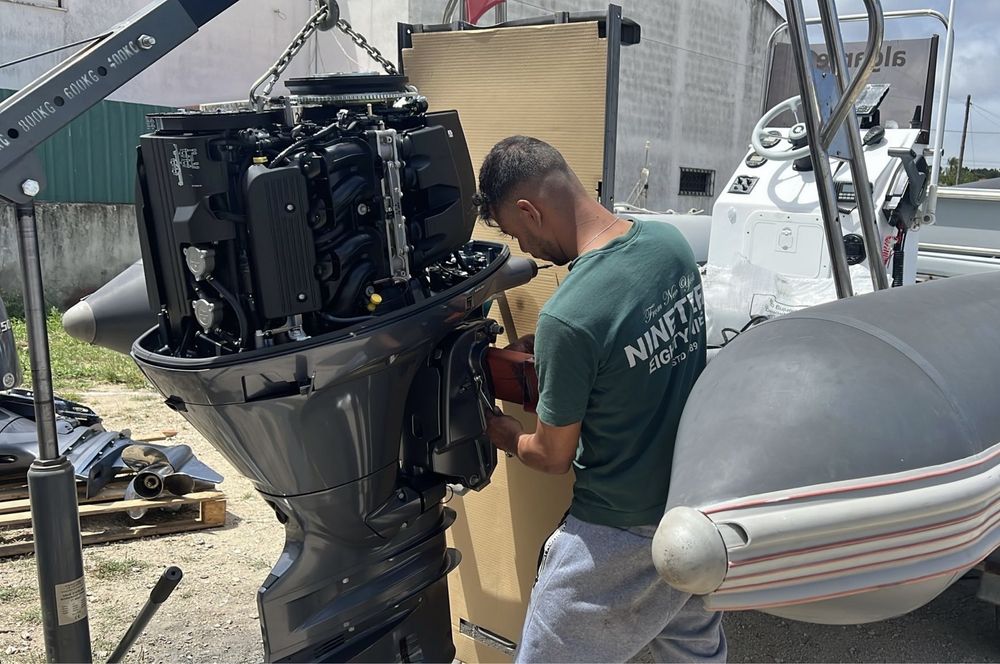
[{"left": 765, "top": 0, "right": 1000, "bottom": 171}]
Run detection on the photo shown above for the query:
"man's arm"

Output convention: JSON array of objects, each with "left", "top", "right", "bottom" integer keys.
[
  {"left": 485, "top": 312, "right": 596, "bottom": 474},
  {"left": 486, "top": 412, "right": 578, "bottom": 474}
]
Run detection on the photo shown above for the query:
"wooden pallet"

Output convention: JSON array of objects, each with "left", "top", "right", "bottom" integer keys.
[{"left": 0, "top": 475, "right": 226, "bottom": 558}]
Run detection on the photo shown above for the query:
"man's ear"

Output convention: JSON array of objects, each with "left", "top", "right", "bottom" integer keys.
[{"left": 515, "top": 199, "right": 542, "bottom": 227}]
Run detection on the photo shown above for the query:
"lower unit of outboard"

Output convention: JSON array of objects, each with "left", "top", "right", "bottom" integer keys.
[{"left": 133, "top": 248, "right": 532, "bottom": 661}]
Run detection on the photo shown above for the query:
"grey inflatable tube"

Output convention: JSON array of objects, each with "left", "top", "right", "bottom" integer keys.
[
  {"left": 653, "top": 272, "right": 1000, "bottom": 623},
  {"left": 62, "top": 260, "right": 155, "bottom": 355},
  {"left": 667, "top": 271, "right": 1000, "bottom": 510}
]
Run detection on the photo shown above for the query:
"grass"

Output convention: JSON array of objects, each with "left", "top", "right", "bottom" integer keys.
[
  {"left": 0, "top": 584, "right": 34, "bottom": 603},
  {"left": 91, "top": 555, "right": 150, "bottom": 581},
  {"left": 10, "top": 309, "right": 147, "bottom": 392},
  {"left": 248, "top": 558, "right": 272, "bottom": 571},
  {"left": 17, "top": 605, "right": 42, "bottom": 625}
]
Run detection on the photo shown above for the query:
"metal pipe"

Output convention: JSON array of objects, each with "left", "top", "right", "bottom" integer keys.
[
  {"left": 15, "top": 203, "right": 59, "bottom": 460},
  {"left": 925, "top": 0, "right": 957, "bottom": 225},
  {"left": 601, "top": 4, "right": 623, "bottom": 211},
  {"left": 817, "top": 0, "right": 889, "bottom": 290},
  {"left": 108, "top": 567, "right": 183, "bottom": 663},
  {"left": 919, "top": 243, "right": 1000, "bottom": 259},
  {"left": 17, "top": 200, "right": 93, "bottom": 661},
  {"left": 765, "top": 9, "right": 949, "bottom": 59},
  {"left": 28, "top": 459, "right": 92, "bottom": 662},
  {"left": 784, "top": 0, "right": 853, "bottom": 298},
  {"left": 819, "top": 0, "right": 884, "bottom": 149}
]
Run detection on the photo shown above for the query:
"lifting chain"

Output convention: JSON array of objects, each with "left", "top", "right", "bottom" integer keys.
[
  {"left": 249, "top": 3, "right": 398, "bottom": 109},
  {"left": 336, "top": 16, "right": 399, "bottom": 77}
]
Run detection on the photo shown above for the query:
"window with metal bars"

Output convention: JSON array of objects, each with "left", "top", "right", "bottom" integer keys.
[{"left": 678, "top": 167, "right": 715, "bottom": 197}]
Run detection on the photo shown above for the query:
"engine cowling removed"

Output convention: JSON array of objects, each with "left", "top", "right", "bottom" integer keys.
[{"left": 136, "top": 73, "right": 484, "bottom": 357}]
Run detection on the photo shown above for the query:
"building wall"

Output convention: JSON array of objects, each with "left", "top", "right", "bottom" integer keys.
[
  {"left": 0, "top": 202, "right": 139, "bottom": 308},
  {"left": 0, "top": 0, "right": 368, "bottom": 107},
  {"left": 406, "top": 0, "right": 782, "bottom": 213},
  {"left": 2, "top": 0, "right": 780, "bottom": 210}
]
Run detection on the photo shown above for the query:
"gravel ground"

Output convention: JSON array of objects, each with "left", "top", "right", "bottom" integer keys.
[
  {"left": 725, "top": 575, "right": 999, "bottom": 662},
  {"left": 1, "top": 388, "right": 998, "bottom": 663},
  {"left": 0, "top": 389, "right": 281, "bottom": 664}
]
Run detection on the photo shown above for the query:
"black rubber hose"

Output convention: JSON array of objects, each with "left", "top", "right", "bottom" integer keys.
[
  {"left": 318, "top": 312, "right": 375, "bottom": 325},
  {"left": 892, "top": 232, "right": 907, "bottom": 288},
  {"left": 204, "top": 276, "right": 249, "bottom": 348}
]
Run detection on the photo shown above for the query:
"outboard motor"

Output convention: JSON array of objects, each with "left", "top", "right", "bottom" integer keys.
[
  {"left": 0, "top": 294, "right": 21, "bottom": 391},
  {"left": 129, "top": 74, "right": 536, "bottom": 662}
]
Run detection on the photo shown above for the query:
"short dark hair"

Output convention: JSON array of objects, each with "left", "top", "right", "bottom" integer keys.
[{"left": 473, "top": 136, "right": 572, "bottom": 225}]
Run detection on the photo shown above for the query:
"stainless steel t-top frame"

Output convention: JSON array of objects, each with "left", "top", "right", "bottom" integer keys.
[
  {"left": 771, "top": 1, "right": 957, "bottom": 297},
  {"left": 782, "top": 0, "right": 887, "bottom": 297}
]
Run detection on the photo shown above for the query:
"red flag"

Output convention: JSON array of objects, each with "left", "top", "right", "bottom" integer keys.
[{"left": 466, "top": 0, "right": 505, "bottom": 24}]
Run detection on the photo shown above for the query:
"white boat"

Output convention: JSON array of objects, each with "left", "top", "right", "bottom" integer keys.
[{"left": 651, "top": 1, "right": 1000, "bottom": 625}]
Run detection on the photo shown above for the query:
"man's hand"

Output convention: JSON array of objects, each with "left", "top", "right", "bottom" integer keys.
[
  {"left": 484, "top": 408, "right": 579, "bottom": 475},
  {"left": 485, "top": 410, "right": 523, "bottom": 457},
  {"left": 505, "top": 334, "right": 535, "bottom": 355}
]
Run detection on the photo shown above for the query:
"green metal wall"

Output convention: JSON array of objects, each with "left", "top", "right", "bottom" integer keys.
[{"left": 0, "top": 89, "right": 172, "bottom": 204}]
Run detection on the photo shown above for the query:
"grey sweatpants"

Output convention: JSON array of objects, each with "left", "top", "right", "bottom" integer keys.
[{"left": 515, "top": 515, "right": 727, "bottom": 663}]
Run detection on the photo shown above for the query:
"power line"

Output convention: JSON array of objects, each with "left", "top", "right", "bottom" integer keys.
[
  {"left": 971, "top": 103, "right": 1000, "bottom": 126},
  {"left": 972, "top": 103, "right": 1000, "bottom": 119},
  {"left": 639, "top": 35, "right": 761, "bottom": 70},
  {"left": 0, "top": 32, "right": 108, "bottom": 71}
]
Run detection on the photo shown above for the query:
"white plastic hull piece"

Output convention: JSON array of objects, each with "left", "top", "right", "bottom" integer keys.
[
  {"left": 654, "top": 442, "right": 1000, "bottom": 623},
  {"left": 617, "top": 211, "right": 711, "bottom": 264}
]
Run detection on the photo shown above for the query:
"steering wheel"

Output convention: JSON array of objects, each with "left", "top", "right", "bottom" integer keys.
[{"left": 752, "top": 95, "right": 811, "bottom": 162}]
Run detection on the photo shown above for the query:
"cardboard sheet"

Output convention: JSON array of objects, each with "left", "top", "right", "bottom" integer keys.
[
  {"left": 403, "top": 21, "right": 609, "bottom": 662},
  {"left": 404, "top": 21, "right": 608, "bottom": 347}
]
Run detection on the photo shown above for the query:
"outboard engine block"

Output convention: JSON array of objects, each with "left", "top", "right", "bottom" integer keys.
[
  {"left": 131, "top": 74, "right": 536, "bottom": 662},
  {"left": 136, "top": 74, "right": 482, "bottom": 355}
]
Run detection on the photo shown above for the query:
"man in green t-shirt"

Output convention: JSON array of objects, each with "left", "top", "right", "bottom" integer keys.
[{"left": 475, "top": 136, "right": 725, "bottom": 663}]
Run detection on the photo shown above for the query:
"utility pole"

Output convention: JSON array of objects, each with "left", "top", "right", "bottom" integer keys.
[{"left": 955, "top": 94, "right": 972, "bottom": 185}]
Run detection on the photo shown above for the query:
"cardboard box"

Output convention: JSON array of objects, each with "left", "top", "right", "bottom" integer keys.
[
  {"left": 403, "top": 20, "right": 610, "bottom": 661},
  {"left": 448, "top": 403, "right": 574, "bottom": 663}
]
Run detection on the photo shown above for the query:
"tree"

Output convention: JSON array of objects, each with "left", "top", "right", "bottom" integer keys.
[{"left": 940, "top": 157, "right": 1000, "bottom": 186}]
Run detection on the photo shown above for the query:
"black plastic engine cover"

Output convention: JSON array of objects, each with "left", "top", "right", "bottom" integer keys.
[
  {"left": 244, "top": 165, "right": 321, "bottom": 319},
  {"left": 400, "top": 319, "right": 497, "bottom": 490},
  {"left": 135, "top": 132, "right": 240, "bottom": 341},
  {"left": 403, "top": 111, "right": 477, "bottom": 268}
]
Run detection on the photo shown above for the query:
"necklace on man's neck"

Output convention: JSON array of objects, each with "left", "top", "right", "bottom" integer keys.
[{"left": 579, "top": 217, "right": 624, "bottom": 252}]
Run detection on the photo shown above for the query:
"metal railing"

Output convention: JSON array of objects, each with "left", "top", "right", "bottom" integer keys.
[
  {"left": 764, "top": 5, "right": 957, "bottom": 229},
  {"left": 782, "top": 0, "right": 887, "bottom": 297}
]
